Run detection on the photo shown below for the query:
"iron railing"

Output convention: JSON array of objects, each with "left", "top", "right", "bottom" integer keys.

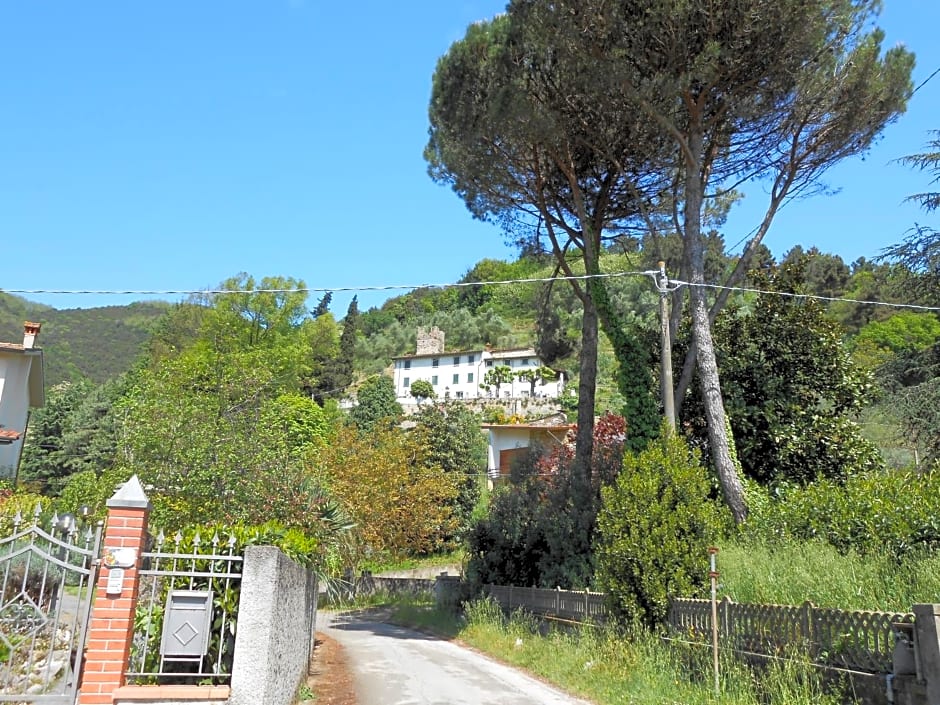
[
  {"left": 127, "top": 530, "right": 242, "bottom": 685},
  {"left": 0, "top": 506, "right": 101, "bottom": 703}
]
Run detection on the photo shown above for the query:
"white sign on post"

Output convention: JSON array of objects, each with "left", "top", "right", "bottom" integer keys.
[{"left": 106, "top": 568, "right": 125, "bottom": 596}]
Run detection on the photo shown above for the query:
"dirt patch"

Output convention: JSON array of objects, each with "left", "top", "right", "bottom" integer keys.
[{"left": 299, "top": 632, "right": 358, "bottom": 705}]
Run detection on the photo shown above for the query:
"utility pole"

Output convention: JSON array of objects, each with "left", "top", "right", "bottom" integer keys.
[{"left": 656, "top": 261, "right": 677, "bottom": 431}]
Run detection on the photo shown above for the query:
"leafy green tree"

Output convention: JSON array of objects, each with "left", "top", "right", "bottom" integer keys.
[
  {"left": 427, "top": 1, "right": 911, "bottom": 522},
  {"left": 349, "top": 375, "right": 402, "bottom": 432},
  {"left": 515, "top": 366, "right": 557, "bottom": 396},
  {"left": 426, "top": 12, "right": 665, "bottom": 474},
  {"left": 596, "top": 430, "right": 726, "bottom": 627},
  {"left": 852, "top": 312, "right": 940, "bottom": 371},
  {"left": 314, "top": 296, "right": 359, "bottom": 402},
  {"left": 58, "top": 376, "right": 123, "bottom": 476},
  {"left": 312, "top": 291, "right": 333, "bottom": 319},
  {"left": 312, "top": 425, "right": 459, "bottom": 558},
  {"left": 873, "top": 133, "right": 940, "bottom": 465},
  {"left": 20, "top": 380, "right": 100, "bottom": 493},
  {"left": 411, "top": 403, "right": 487, "bottom": 529},
  {"left": 881, "top": 131, "right": 940, "bottom": 302},
  {"left": 481, "top": 366, "right": 514, "bottom": 397},
  {"left": 691, "top": 263, "right": 883, "bottom": 486},
  {"left": 781, "top": 247, "right": 851, "bottom": 299},
  {"left": 409, "top": 379, "right": 436, "bottom": 405},
  {"left": 117, "top": 274, "right": 333, "bottom": 527}
]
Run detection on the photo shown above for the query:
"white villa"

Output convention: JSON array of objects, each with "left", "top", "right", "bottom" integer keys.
[{"left": 391, "top": 327, "right": 564, "bottom": 405}]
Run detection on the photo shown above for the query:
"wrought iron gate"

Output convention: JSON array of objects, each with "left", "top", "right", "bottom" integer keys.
[{"left": 0, "top": 506, "right": 101, "bottom": 703}]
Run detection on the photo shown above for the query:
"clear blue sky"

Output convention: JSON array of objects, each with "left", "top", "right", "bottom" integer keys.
[{"left": 2, "top": 1, "right": 938, "bottom": 315}]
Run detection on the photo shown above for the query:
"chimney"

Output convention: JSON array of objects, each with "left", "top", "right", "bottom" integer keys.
[{"left": 23, "top": 322, "right": 41, "bottom": 349}]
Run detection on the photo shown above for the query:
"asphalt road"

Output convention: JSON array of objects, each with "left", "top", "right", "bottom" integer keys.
[{"left": 319, "top": 611, "right": 593, "bottom": 705}]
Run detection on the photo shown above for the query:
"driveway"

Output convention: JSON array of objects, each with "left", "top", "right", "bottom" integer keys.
[{"left": 319, "top": 611, "right": 593, "bottom": 705}]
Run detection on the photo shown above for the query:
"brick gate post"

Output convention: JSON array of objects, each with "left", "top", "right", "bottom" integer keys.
[{"left": 78, "top": 475, "right": 151, "bottom": 705}]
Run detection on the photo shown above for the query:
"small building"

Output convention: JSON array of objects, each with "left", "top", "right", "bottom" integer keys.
[
  {"left": 0, "top": 323, "right": 45, "bottom": 479},
  {"left": 391, "top": 327, "right": 564, "bottom": 405},
  {"left": 481, "top": 416, "right": 574, "bottom": 478}
]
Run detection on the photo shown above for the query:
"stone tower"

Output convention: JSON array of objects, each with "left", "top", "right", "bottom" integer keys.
[{"left": 415, "top": 326, "right": 445, "bottom": 355}]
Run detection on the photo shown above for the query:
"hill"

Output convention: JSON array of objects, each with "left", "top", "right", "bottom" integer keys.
[{"left": 0, "top": 293, "right": 170, "bottom": 384}]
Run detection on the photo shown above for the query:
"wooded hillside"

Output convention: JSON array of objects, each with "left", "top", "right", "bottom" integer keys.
[{"left": 0, "top": 293, "right": 169, "bottom": 384}]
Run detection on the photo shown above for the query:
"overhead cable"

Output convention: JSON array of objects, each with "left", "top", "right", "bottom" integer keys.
[{"left": 3, "top": 269, "right": 937, "bottom": 312}]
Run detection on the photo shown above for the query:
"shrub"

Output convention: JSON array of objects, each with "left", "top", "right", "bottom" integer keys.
[
  {"left": 596, "top": 431, "right": 726, "bottom": 627},
  {"left": 743, "top": 469, "right": 940, "bottom": 557}
]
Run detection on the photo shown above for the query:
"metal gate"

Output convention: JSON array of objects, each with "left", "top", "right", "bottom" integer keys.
[{"left": 0, "top": 506, "right": 101, "bottom": 703}]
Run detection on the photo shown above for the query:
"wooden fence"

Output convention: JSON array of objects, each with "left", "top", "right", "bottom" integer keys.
[
  {"left": 483, "top": 584, "right": 607, "bottom": 623},
  {"left": 482, "top": 584, "right": 913, "bottom": 675},
  {"left": 668, "top": 597, "right": 914, "bottom": 674}
]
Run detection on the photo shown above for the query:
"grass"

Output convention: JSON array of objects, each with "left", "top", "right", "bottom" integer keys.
[
  {"left": 379, "top": 594, "right": 843, "bottom": 705},
  {"left": 719, "top": 538, "right": 940, "bottom": 612},
  {"left": 357, "top": 548, "right": 466, "bottom": 576}
]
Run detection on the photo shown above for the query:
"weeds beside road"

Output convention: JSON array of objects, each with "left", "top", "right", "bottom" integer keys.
[{"left": 380, "top": 595, "right": 844, "bottom": 705}]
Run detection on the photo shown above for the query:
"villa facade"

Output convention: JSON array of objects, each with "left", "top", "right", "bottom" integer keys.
[{"left": 391, "top": 327, "right": 564, "bottom": 405}]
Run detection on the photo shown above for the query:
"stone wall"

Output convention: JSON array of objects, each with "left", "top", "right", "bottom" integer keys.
[{"left": 228, "top": 546, "right": 318, "bottom": 705}]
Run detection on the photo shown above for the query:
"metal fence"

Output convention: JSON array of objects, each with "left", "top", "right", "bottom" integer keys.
[
  {"left": 0, "top": 507, "right": 100, "bottom": 703},
  {"left": 126, "top": 529, "right": 242, "bottom": 685}
]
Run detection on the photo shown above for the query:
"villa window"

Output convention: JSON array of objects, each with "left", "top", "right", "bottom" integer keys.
[
  {"left": 432, "top": 358, "right": 439, "bottom": 368},
  {"left": 467, "top": 373, "right": 474, "bottom": 383},
  {"left": 404, "top": 360, "right": 411, "bottom": 369},
  {"left": 468, "top": 354, "right": 475, "bottom": 364},
  {"left": 404, "top": 377, "right": 410, "bottom": 387},
  {"left": 453, "top": 356, "right": 460, "bottom": 365},
  {"left": 453, "top": 373, "right": 459, "bottom": 384},
  {"left": 432, "top": 375, "right": 438, "bottom": 385}
]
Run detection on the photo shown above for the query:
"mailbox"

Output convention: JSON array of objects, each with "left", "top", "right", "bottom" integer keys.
[{"left": 160, "top": 590, "right": 214, "bottom": 658}]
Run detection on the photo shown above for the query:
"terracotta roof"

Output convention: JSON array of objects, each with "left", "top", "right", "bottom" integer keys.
[
  {"left": 393, "top": 347, "right": 538, "bottom": 361},
  {"left": 0, "top": 429, "right": 22, "bottom": 443}
]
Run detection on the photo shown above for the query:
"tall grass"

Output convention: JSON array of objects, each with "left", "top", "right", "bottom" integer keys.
[
  {"left": 393, "top": 597, "right": 842, "bottom": 705},
  {"left": 719, "top": 538, "right": 940, "bottom": 612}
]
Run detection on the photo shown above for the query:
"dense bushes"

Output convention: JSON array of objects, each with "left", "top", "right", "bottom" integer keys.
[
  {"left": 596, "top": 431, "right": 727, "bottom": 627},
  {"left": 742, "top": 469, "right": 940, "bottom": 557},
  {"left": 465, "top": 415, "right": 627, "bottom": 591}
]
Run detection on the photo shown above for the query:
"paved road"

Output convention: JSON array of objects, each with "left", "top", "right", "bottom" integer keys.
[{"left": 319, "top": 611, "right": 593, "bottom": 705}]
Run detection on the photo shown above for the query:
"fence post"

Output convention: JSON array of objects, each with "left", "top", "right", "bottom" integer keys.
[
  {"left": 720, "top": 597, "right": 732, "bottom": 646},
  {"left": 801, "top": 601, "right": 817, "bottom": 661},
  {"left": 78, "top": 475, "right": 151, "bottom": 705},
  {"left": 913, "top": 604, "right": 940, "bottom": 704}
]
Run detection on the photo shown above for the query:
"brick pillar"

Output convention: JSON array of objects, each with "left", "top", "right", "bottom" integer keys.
[{"left": 78, "top": 475, "right": 151, "bottom": 705}]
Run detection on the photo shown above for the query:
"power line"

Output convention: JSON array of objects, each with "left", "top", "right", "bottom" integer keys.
[
  {"left": 913, "top": 66, "right": 940, "bottom": 95},
  {"left": 671, "top": 280, "right": 940, "bottom": 313},
  {"left": 0, "top": 270, "right": 658, "bottom": 298},
  {"left": 3, "top": 268, "right": 937, "bottom": 312}
]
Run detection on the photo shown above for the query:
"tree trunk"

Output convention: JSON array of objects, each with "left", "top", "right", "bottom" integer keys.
[
  {"left": 684, "top": 128, "right": 748, "bottom": 524},
  {"left": 574, "top": 293, "right": 598, "bottom": 478}
]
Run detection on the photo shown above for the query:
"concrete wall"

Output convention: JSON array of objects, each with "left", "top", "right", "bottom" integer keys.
[{"left": 228, "top": 546, "right": 318, "bottom": 705}]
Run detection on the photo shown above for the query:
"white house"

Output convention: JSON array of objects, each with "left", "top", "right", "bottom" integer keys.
[
  {"left": 391, "top": 327, "right": 564, "bottom": 405},
  {"left": 0, "top": 323, "right": 45, "bottom": 479},
  {"left": 481, "top": 418, "right": 574, "bottom": 477}
]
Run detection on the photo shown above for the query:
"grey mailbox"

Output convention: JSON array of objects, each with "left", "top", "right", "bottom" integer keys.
[{"left": 160, "top": 590, "right": 214, "bottom": 658}]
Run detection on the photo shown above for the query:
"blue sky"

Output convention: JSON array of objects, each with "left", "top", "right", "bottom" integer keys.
[{"left": 1, "top": 1, "right": 938, "bottom": 315}]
